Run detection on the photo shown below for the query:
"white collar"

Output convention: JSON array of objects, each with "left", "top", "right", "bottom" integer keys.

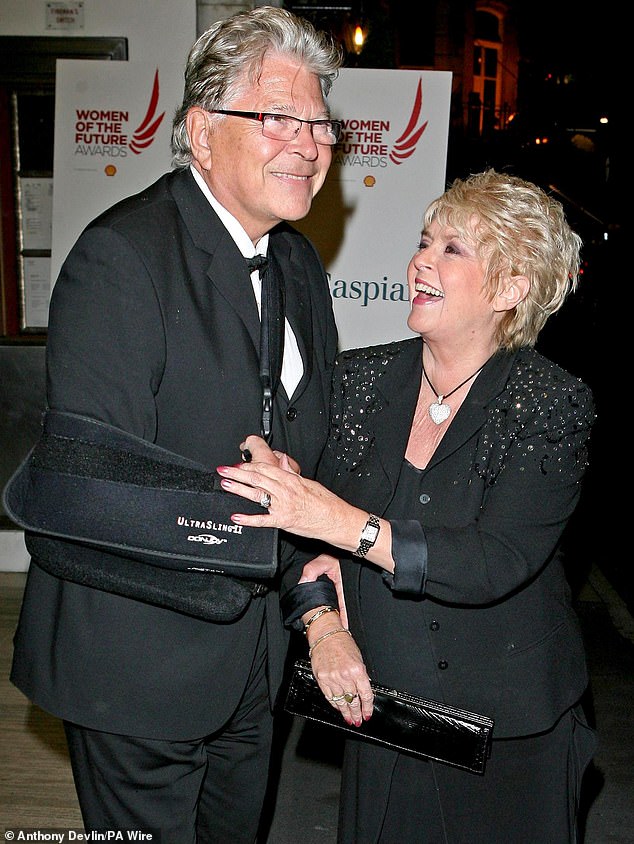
[{"left": 189, "top": 165, "right": 269, "bottom": 259}]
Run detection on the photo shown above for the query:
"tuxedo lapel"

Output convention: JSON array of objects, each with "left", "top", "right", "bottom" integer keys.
[
  {"left": 169, "top": 169, "right": 260, "bottom": 350},
  {"left": 271, "top": 233, "right": 313, "bottom": 396},
  {"left": 332, "top": 339, "right": 422, "bottom": 514},
  {"left": 169, "top": 172, "right": 328, "bottom": 403},
  {"left": 263, "top": 250, "right": 285, "bottom": 394},
  {"left": 370, "top": 339, "right": 423, "bottom": 495},
  {"left": 206, "top": 240, "right": 261, "bottom": 349}
]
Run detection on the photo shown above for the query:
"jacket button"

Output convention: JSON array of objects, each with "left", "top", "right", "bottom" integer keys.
[
  {"left": 429, "top": 620, "right": 440, "bottom": 631},
  {"left": 286, "top": 407, "right": 298, "bottom": 421},
  {"left": 419, "top": 493, "right": 431, "bottom": 504},
  {"left": 438, "top": 660, "right": 448, "bottom": 670}
]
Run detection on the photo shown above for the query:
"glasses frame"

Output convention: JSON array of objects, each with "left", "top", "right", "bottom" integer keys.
[{"left": 209, "top": 109, "right": 342, "bottom": 145}]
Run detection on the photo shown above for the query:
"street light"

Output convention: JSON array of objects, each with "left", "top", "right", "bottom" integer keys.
[
  {"left": 289, "top": 4, "right": 367, "bottom": 59},
  {"left": 352, "top": 23, "right": 365, "bottom": 54}
]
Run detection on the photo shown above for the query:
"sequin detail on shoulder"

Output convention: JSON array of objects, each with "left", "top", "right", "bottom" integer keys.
[
  {"left": 325, "top": 345, "right": 595, "bottom": 488},
  {"left": 329, "top": 342, "right": 403, "bottom": 477},
  {"left": 473, "top": 349, "right": 595, "bottom": 485}
]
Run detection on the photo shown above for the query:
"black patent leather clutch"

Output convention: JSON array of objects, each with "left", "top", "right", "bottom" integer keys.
[{"left": 284, "top": 659, "right": 494, "bottom": 774}]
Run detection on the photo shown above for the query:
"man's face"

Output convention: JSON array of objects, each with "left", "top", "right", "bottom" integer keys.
[{"left": 192, "top": 53, "right": 333, "bottom": 243}]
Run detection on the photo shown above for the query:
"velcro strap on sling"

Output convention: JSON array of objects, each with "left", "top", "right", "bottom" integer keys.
[{"left": 2, "top": 411, "right": 277, "bottom": 619}]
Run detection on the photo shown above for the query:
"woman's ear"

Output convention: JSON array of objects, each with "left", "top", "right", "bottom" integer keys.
[
  {"left": 493, "top": 275, "right": 530, "bottom": 312},
  {"left": 186, "top": 107, "right": 212, "bottom": 170}
]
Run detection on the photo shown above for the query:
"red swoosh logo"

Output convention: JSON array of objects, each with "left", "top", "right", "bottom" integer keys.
[
  {"left": 129, "top": 69, "right": 165, "bottom": 155},
  {"left": 389, "top": 79, "right": 428, "bottom": 165}
]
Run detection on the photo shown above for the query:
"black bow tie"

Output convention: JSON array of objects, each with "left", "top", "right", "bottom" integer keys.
[{"left": 246, "top": 255, "right": 269, "bottom": 275}]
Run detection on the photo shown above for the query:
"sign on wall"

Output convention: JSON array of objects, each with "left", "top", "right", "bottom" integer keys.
[
  {"left": 295, "top": 68, "right": 452, "bottom": 350},
  {"left": 51, "top": 59, "right": 185, "bottom": 289},
  {"left": 50, "top": 63, "right": 451, "bottom": 351}
]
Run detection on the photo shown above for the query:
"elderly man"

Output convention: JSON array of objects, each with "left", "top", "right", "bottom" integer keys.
[{"left": 10, "top": 7, "right": 342, "bottom": 842}]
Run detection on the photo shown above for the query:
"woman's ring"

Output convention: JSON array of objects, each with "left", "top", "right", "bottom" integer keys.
[
  {"left": 329, "top": 692, "right": 357, "bottom": 704},
  {"left": 259, "top": 492, "right": 272, "bottom": 509}
]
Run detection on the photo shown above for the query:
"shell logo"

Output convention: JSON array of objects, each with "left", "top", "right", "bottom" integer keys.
[
  {"left": 363, "top": 175, "right": 376, "bottom": 187},
  {"left": 104, "top": 165, "right": 117, "bottom": 177}
]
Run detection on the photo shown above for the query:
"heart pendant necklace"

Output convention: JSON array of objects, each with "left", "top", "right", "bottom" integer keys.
[{"left": 423, "top": 363, "right": 485, "bottom": 425}]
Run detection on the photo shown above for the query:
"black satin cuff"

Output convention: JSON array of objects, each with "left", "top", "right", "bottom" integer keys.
[
  {"left": 381, "top": 520, "right": 427, "bottom": 596},
  {"left": 281, "top": 574, "right": 339, "bottom": 631}
]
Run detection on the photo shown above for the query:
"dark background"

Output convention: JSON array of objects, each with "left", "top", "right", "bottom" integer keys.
[{"left": 327, "top": 0, "right": 620, "bottom": 606}]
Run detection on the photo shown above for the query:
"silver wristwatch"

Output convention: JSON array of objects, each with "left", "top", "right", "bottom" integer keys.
[{"left": 353, "top": 513, "right": 380, "bottom": 558}]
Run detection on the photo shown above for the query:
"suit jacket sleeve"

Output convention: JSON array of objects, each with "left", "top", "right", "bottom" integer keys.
[{"left": 47, "top": 224, "right": 166, "bottom": 438}]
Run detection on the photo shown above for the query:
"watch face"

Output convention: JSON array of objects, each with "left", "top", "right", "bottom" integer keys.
[
  {"left": 362, "top": 524, "right": 379, "bottom": 542},
  {"left": 360, "top": 516, "right": 380, "bottom": 542},
  {"left": 355, "top": 515, "right": 380, "bottom": 558}
]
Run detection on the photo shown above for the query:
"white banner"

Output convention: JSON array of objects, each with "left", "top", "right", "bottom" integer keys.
[
  {"left": 51, "top": 64, "right": 451, "bottom": 349},
  {"left": 296, "top": 68, "right": 452, "bottom": 350},
  {"left": 51, "top": 60, "right": 185, "bottom": 287}
]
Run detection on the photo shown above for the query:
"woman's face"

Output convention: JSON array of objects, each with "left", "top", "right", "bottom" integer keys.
[{"left": 406, "top": 218, "right": 500, "bottom": 347}]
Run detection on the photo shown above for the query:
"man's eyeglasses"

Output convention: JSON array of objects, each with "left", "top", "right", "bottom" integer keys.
[{"left": 209, "top": 110, "right": 342, "bottom": 146}]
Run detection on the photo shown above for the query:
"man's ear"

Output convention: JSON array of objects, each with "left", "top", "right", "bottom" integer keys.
[
  {"left": 186, "top": 107, "right": 212, "bottom": 170},
  {"left": 493, "top": 275, "right": 529, "bottom": 312}
]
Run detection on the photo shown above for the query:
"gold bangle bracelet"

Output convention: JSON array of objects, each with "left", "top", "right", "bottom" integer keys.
[
  {"left": 303, "top": 606, "right": 339, "bottom": 635},
  {"left": 308, "top": 627, "right": 352, "bottom": 658}
]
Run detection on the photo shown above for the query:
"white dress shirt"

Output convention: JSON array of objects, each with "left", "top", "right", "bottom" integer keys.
[{"left": 190, "top": 165, "right": 303, "bottom": 398}]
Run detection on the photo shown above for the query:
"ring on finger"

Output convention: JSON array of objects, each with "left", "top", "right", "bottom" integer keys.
[
  {"left": 343, "top": 692, "right": 358, "bottom": 704},
  {"left": 329, "top": 693, "right": 346, "bottom": 703},
  {"left": 259, "top": 492, "right": 272, "bottom": 509}
]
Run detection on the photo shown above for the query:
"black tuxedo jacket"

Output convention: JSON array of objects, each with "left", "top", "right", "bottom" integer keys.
[
  {"left": 318, "top": 338, "right": 595, "bottom": 737},
  {"left": 11, "top": 168, "right": 338, "bottom": 739}
]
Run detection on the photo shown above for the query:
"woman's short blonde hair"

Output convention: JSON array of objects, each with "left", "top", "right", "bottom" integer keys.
[{"left": 424, "top": 169, "right": 582, "bottom": 350}]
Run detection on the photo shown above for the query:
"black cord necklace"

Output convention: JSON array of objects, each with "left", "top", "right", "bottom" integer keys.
[{"left": 423, "top": 363, "right": 485, "bottom": 425}]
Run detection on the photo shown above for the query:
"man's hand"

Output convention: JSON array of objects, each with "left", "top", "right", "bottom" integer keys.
[
  {"left": 239, "top": 434, "right": 301, "bottom": 474},
  {"left": 300, "top": 554, "right": 348, "bottom": 629}
]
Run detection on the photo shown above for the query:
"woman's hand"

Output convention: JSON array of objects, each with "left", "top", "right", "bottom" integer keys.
[
  {"left": 309, "top": 627, "right": 374, "bottom": 725},
  {"left": 216, "top": 459, "right": 352, "bottom": 545},
  {"left": 297, "top": 556, "right": 370, "bottom": 722},
  {"left": 218, "top": 449, "right": 394, "bottom": 575}
]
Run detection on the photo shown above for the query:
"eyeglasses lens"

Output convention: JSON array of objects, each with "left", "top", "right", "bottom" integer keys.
[{"left": 262, "top": 115, "right": 340, "bottom": 146}]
